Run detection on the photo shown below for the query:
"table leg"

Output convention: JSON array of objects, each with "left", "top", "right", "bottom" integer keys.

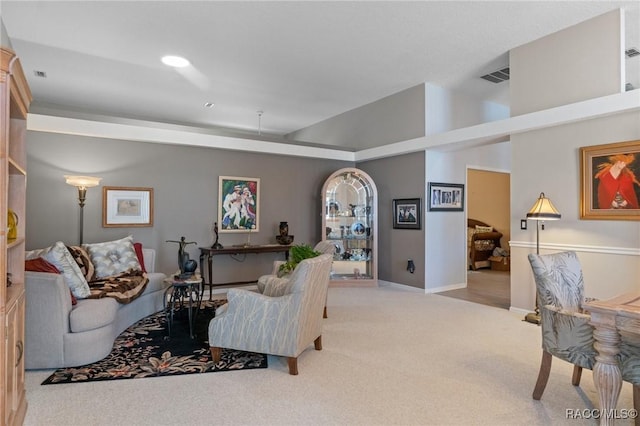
[
  {"left": 187, "top": 283, "right": 194, "bottom": 339},
  {"left": 199, "top": 252, "right": 214, "bottom": 301},
  {"left": 592, "top": 324, "right": 623, "bottom": 426}
]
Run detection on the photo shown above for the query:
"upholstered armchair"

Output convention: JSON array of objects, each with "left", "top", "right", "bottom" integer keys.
[
  {"left": 528, "top": 251, "right": 597, "bottom": 400},
  {"left": 209, "top": 253, "right": 333, "bottom": 375},
  {"left": 257, "top": 241, "right": 335, "bottom": 318}
]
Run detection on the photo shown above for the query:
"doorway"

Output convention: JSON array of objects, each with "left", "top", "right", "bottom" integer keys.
[{"left": 439, "top": 168, "right": 511, "bottom": 309}]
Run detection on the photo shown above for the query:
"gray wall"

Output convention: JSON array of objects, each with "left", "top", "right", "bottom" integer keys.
[
  {"left": 287, "top": 84, "right": 426, "bottom": 150},
  {"left": 26, "top": 131, "right": 351, "bottom": 281},
  {"left": 358, "top": 152, "right": 426, "bottom": 288}
]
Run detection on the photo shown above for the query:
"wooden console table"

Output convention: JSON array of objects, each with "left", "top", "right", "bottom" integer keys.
[
  {"left": 198, "top": 244, "right": 291, "bottom": 300},
  {"left": 584, "top": 292, "right": 640, "bottom": 426}
]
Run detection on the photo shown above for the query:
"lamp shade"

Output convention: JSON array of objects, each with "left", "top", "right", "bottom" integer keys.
[
  {"left": 527, "top": 192, "right": 561, "bottom": 220},
  {"left": 64, "top": 175, "right": 102, "bottom": 189}
]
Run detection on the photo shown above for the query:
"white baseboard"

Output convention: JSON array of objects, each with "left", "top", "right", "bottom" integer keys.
[
  {"left": 378, "top": 280, "right": 425, "bottom": 293},
  {"left": 426, "top": 283, "right": 466, "bottom": 294}
]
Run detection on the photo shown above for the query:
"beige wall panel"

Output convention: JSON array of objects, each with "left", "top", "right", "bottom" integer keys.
[{"left": 510, "top": 9, "right": 623, "bottom": 116}]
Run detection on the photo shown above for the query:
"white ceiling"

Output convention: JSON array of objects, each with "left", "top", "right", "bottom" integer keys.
[{"left": 1, "top": 1, "right": 639, "bottom": 146}]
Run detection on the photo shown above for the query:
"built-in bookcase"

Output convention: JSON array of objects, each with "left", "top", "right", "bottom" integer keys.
[{"left": 1, "top": 46, "right": 31, "bottom": 426}]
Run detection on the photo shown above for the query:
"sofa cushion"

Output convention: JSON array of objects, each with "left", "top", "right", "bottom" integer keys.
[
  {"left": 83, "top": 236, "right": 142, "bottom": 279},
  {"left": 69, "top": 298, "right": 119, "bottom": 333},
  {"left": 39, "top": 241, "right": 91, "bottom": 299}
]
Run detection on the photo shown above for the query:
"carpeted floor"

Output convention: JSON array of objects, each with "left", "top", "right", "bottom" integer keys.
[{"left": 41, "top": 299, "right": 267, "bottom": 385}]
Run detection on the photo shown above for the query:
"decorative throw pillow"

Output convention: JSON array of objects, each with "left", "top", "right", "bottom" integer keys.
[
  {"left": 25, "top": 257, "right": 60, "bottom": 273},
  {"left": 42, "top": 241, "right": 91, "bottom": 299},
  {"left": 133, "top": 242, "right": 147, "bottom": 273},
  {"left": 67, "top": 245, "right": 96, "bottom": 282},
  {"left": 83, "top": 236, "right": 141, "bottom": 279},
  {"left": 475, "top": 225, "right": 493, "bottom": 233},
  {"left": 25, "top": 246, "right": 51, "bottom": 261}
]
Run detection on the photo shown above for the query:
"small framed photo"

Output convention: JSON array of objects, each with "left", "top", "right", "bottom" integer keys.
[
  {"left": 218, "top": 176, "right": 260, "bottom": 232},
  {"left": 103, "top": 187, "right": 153, "bottom": 227},
  {"left": 428, "top": 182, "right": 464, "bottom": 212},
  {"left": 580, "top": 139, "right": 640, "bottom": 220},
  {"left": 393, "top": 198, "right": 422, "bottom": 229}
]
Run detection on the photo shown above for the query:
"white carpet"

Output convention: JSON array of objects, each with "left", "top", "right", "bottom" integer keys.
[{"left": 23, "top": 284, "right": 634, "bottom": 425}]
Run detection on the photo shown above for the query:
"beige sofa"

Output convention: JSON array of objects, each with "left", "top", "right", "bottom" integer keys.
[{"left": 24, "top": 248, "right": 168, "bottom": 369}]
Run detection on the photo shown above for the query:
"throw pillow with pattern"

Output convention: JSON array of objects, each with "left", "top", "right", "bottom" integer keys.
[
  {"left": 42, "top": 241, "right": 91, "bottom": 299},
  {"left": 83, "top": 235, "right": 142, "bottom": 279}
]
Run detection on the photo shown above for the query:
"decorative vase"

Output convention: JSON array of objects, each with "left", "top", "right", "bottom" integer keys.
[
  {"left": 279, "top": 221, "right": 289, "bottom": 236},
  {"left": 7, "top": 209, "right": 18, "bottom": 241}
]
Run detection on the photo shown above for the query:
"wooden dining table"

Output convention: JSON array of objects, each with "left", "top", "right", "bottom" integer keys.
[{"left": 584, "top": 292, "right": 640, "bottom": 426}]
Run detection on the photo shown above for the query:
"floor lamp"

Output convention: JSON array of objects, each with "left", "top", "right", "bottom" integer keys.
[
  {"left": 524, "top": 192, "right": 561, "bottom": 325},
  {"left": 65, "top": 175, "right": 102, "bottom": 245}
]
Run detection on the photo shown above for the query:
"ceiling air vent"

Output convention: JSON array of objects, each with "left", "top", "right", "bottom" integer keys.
[
  {"left": 626, "top": 48, "right": 640, "bottom": 58},
  {"left": 480, "top": 67, "right": 509, "bottom": 83},
  {"left": 33, "top": 70, "right": 47, "bottom": 78}
]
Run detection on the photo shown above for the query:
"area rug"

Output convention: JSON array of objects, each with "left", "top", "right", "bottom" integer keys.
[{"left": 42, "top": 299, "right": 267, "bottom": 385}]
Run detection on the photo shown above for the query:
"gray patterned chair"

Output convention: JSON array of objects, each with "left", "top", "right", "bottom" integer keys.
[
  {"left": 257, "top": 241, "right": 335, "bottom": 318},
  {"left": 529, "top": 251, "right": 640, "bottom": 418},
  {"left": 209, "top": 253, "right": 333, "bottom": 375},
  {"left": 528, "top": 251, "right": 597, "bottom": 400}
]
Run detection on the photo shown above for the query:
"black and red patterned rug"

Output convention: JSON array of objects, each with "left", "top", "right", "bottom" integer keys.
[{"left": 42, "top": 299, "right": 267, "bottom": 385}]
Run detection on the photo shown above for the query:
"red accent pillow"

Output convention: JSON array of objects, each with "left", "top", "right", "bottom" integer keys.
[
  {"left": 25, "top": 257, "right": 60, "bottom": 273},
  {"left": 134, "top": 242, "right": 147, "bottom": 273},
  {"left": 25, "top": 257, "right": 77, "bottom": 305}
]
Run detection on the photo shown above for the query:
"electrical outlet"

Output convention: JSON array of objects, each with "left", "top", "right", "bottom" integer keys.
[{"left": 520, "top": 219, "right": 527, "bottom": 230}]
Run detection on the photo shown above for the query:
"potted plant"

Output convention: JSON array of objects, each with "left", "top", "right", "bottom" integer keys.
[{"left": 277, "top": 244, "right": 321, "bottom": 277}]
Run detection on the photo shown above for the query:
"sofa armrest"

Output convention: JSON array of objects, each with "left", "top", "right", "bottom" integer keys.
[
  {"left": 141, "top": 248, "right": 156, "bottom": 273},
  {"left": 24, "top": 271, "right": 73, "bottom": 369}
]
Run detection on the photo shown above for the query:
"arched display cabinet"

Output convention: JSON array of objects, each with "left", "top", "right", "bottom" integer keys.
[{"left": 321, "top": 168, "right": 377, "bottom": 285}]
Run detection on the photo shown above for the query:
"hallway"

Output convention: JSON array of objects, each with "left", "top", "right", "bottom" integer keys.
[{"left": 436, "top": 269, "right": 510, "bottom": 309}]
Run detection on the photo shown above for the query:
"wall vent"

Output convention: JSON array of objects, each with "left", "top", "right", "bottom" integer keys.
[
  {"left": 626, "top": 48, "right": 640, "bottom": 58},
  {"left": 480, "top": 67, "right": 509, "bottom": 83},
  {"left": 33, "top": 70, "right": 47, "bottom": 78}
]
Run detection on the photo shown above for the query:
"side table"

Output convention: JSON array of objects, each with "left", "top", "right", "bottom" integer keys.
[{"left": 163, "top": 275, "right": 203, "bottom": 339}]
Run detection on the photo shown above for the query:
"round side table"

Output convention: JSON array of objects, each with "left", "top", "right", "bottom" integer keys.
[{"left": 163, "top": 275, "right": 203, "bottom": 339}]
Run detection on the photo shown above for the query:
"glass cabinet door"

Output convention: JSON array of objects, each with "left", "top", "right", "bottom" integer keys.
[{"left": 321, "top": 168, "right": 377, "bottom": 285}]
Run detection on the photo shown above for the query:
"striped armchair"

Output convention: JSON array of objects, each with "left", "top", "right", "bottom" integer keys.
[
  {"left": 208, "top": 253, "right": 333, "bottom": 375},
  {"left": 257, "top": 241, "right": 335, "bottom": 318}
]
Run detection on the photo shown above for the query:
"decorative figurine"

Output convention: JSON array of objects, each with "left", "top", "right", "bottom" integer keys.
[
  {"left": 166, "top": 236, "right": 197, "bottom": 278},
  {"left": 211, "top": 222, "right": 223, "bottom": 249}
]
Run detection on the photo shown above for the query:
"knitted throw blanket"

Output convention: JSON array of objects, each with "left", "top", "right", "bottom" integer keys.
[{"left": 88, "top": 270, "right": 149, "bottom": 304}]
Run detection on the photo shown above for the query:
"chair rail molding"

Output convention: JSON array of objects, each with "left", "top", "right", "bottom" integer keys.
[{"left": 509, "top": 240, "right": 640, "bottom": 256}]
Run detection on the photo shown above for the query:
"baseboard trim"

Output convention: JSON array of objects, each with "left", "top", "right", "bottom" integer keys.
[
  {"left": 426, "top": 283, "right": 466, "bottom": 294},
  {"left": 378, "top": 280, "right": 425, "bottom": 293}
]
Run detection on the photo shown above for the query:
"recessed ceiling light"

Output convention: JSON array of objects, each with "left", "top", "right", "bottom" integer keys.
[
  {"left": 161, "top": 55, "right": 190, "bottom": 68},
  {"left": 204, "top": 102, "right": 215, "bottom": 108}
]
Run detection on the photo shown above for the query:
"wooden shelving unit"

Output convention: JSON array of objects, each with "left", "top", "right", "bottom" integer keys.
[{"left": 1, "top": 46, "right": 31, "bottom": 426}]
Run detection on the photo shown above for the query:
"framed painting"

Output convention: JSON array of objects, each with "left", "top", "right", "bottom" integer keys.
[
  {"left": 218, "top": 176, "right": 260, "bottom": 232},
  {"left": 393, "top": 198, "right": 421, "bottom": 229},
  {"left": 580, "top": 140, "right": 640, "bottom": 220},
  {"left": 428, "top": 182, "right": 464, "bottom": 212},
  {"left": 103, "top": 187, "right": 153, "bottom": 227}
]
